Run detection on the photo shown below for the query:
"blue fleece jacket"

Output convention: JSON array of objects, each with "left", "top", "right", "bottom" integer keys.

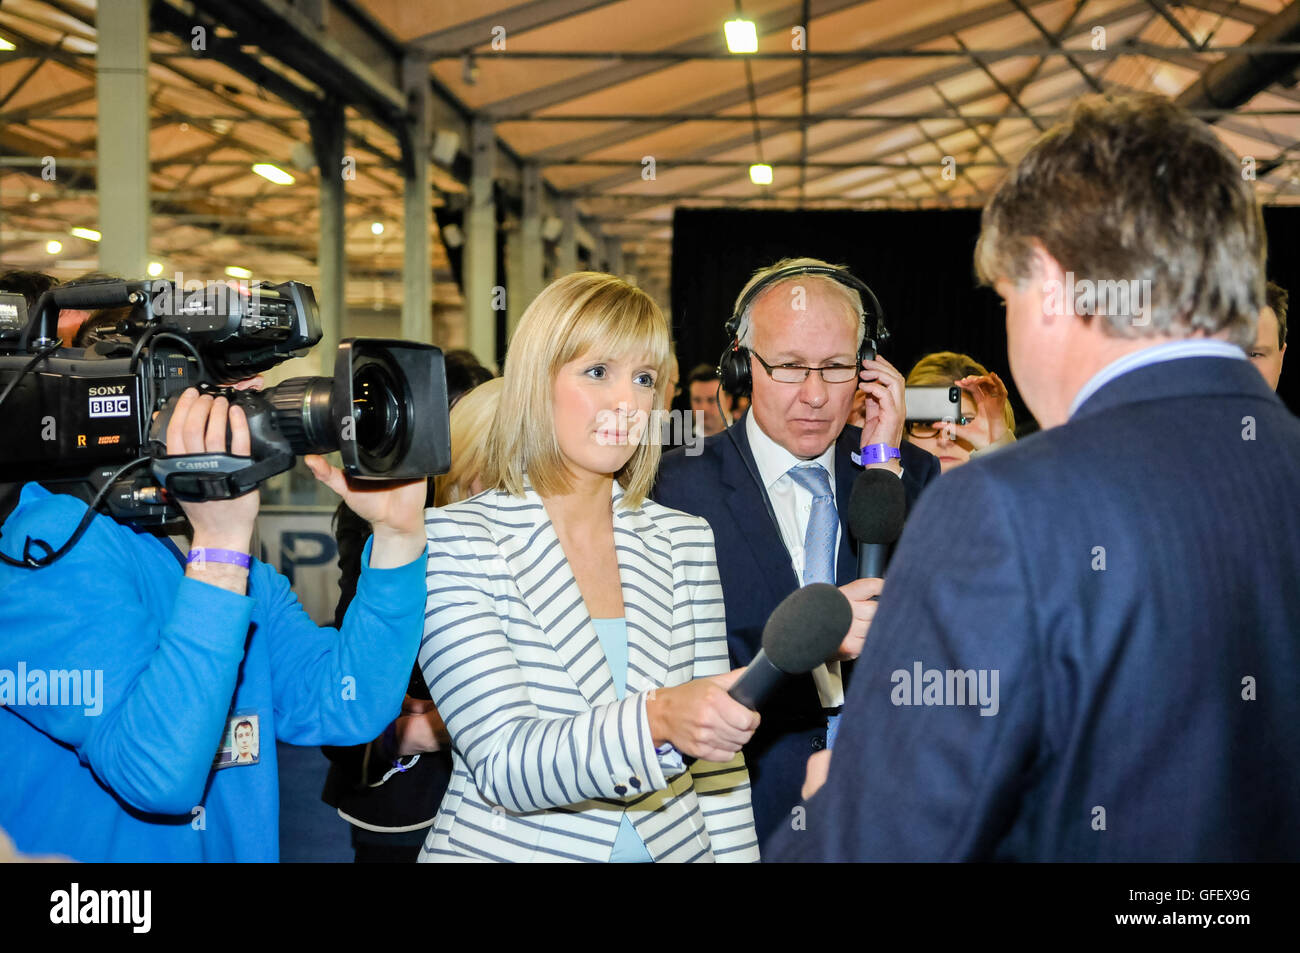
[{"left": 0, "top": 483, "right": 424, "bottom": 862}]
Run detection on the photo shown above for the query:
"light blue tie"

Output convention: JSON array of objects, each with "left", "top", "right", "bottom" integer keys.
[{"left": 786, "top": 464, "right": 842, "bottom": 749}]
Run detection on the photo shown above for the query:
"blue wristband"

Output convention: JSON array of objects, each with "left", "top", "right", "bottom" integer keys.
[
  {"left": 187, "top": 547, "right": 252, "bottom": 570},
  {"left": 852, "top": 443, "right": 901, "bottom": 467}
]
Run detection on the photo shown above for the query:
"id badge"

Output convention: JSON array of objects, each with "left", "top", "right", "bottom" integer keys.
[{"left": 213, "top": 710, "right": 260, "bottom": 769}]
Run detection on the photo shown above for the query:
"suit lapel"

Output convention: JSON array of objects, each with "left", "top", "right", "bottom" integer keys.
[
  {"left": 721, "top": 415, "right": 801, "bottom": 601},
  {"left": 493, "top": 487, "right": 618, "bottom": 708},
  {"left": 612, "top": 485, "right": 674, "bottom": 694}
]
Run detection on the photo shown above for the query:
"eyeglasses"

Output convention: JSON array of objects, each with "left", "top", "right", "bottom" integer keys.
[
  {"left": 750, "top": 350, "right": 859, "bottom": 384},
  {"left": 906, "top": 418, "right": 973, "bottom": 439}
]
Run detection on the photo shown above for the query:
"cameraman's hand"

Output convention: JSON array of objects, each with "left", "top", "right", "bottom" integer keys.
[
  {"left": 302, "top": 456, "right": 426, "bottom": 569},
  {"left": 166, "top": 385, "right": 260, "bottom": 553},
  {"left": 645, "top": 669, "right": 760, "bottom": 764}
]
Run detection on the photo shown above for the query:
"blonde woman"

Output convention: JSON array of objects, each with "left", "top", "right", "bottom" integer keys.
[
  {"left": 902, "top": 351, "right": 1016, "bottom": 472},
  {"left": 420, "top": 272, "right": 761, "bottom": 862},
  {"left": 432, "top": 377, "right": 503, "bottom": 507}
]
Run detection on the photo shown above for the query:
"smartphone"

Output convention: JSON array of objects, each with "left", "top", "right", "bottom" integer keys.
[{"left": 905, "top": 385, "right": 963, "bottom": 423}]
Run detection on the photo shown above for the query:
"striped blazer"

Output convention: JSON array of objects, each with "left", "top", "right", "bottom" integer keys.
[{"left": 417, "top": 482, "right": 760, "bottom": 863}]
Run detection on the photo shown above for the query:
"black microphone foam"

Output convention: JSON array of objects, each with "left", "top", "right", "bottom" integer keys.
[
  {"left": 847, "top": 468, "right": 907, "bottom": 545},
  {"left": 728, "top": 583, "right": 853, "bottom": 711},
  {"left": 763, "top": 582, "right": 854, "bottom": 674}
]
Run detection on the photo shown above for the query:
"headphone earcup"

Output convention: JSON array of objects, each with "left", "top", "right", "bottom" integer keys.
[{"left": 717, "top": 343, "right": 751, "bottom": 399}]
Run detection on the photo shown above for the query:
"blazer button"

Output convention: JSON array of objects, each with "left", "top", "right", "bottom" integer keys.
[
  {"left": 629, "top": 776, "right": 642, "bottom": 790},
  {"left": 614, "top": 784, "right": 628, "bottom": 796},
  {"left": 811, "top": 736, "right": 826, "bottom": 751}
]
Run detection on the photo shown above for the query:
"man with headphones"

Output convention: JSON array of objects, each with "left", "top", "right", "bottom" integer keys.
[{"left": 654, "top": 256, "right": 941, "bottom": 845}]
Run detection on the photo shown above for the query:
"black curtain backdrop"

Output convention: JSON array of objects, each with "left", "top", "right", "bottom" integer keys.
[{"left": 670, "top": 206, "right": 1300, "bottom": 425}]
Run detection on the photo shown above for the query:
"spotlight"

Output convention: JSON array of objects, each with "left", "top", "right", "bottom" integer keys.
[
  {"left": 749, "top": 163, "right": 774, "bottom": 185},
  {"left": 725, "top": 19, "right": 758, "bottom": 54},
  {"left": 252, "top": 163, "right": 295, "bottom": 186}
]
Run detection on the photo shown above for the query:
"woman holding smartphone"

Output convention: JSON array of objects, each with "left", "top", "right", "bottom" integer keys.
[{"left": 419, "top": 272, "right": 760, "bottom": 863}]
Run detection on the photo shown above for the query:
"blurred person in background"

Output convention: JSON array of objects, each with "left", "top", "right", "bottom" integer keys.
[
  {"left": 688, "top": 363, "right": 732, "bottom": 437},
  {"left": 1249, "top": 281, "right": 1288, "bottom": 391},
  {"left": 322, "top": 359, "right": 497, "bottom": 862},
  {"left": 901, "top": 351, "right": 1016, "bottom": 472}
]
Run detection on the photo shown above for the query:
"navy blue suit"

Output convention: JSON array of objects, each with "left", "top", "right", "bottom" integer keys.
[
  {"left": 654, "top": 414, "right": 940, "bottom": 843},
  {"left": 767, "top": 356, "right": 1300, "bottom": 861}
]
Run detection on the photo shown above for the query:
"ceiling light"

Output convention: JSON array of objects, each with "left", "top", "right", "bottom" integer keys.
[
  {"left": 371, "top": 221, "right": 384, "bottom": 235},
  {"left": 725, "top": 19, "right": 758, "bottom": 54},
  {"left": 252, "top": 163, "right": 295, "bottom": 185},
  {"left": 70, "top": 226, "right": 101, "bottom": 242},
  {"left": 147, "top": 261, "right": 165, "bottom": 277},
  {"left": 225, "top": 266, "right": 252, "bottom": 279},
  {"left": 749, "top": 163, "right": 774, "bottom": 185},
  {"left": 45, "top": 240, "right": 63, "bottom": 255},
  {"left": 0, "top": 37, "right": 16, "bottom": 52},
  {"left": 431, "top": 129, "right": 460, "bottom": 167}
]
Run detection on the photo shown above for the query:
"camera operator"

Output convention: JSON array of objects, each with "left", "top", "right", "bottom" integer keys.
[{"left": 0, "top": 381, "right": 427, "bottom": 862}]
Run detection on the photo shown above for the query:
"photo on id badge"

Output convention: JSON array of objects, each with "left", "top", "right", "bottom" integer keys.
[{"left": 214, "top": 711, "right": 260, "bottom": 768}]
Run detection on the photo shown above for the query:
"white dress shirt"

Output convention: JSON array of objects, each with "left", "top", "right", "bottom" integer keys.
[{"left": 744, "top": 412, "right": 844, "bottom": 709}]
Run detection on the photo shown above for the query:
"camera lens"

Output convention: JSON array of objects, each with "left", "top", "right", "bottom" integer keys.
[
  {"left": 263, "top": 377, "right": 335, "bottom": 454},
  {"left": 351, "top": 358, "right": 406, "bottom": 469}
]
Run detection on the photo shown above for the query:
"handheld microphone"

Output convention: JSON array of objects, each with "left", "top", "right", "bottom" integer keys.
[
  {"left": 847, "top": 468, "right": 906, "bottom": 579},
  {"left": 728, "top": 583, "right": 853, "bottom": 711}
]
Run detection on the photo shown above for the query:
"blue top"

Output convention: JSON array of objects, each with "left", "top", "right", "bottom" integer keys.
[
  {"left": 591, "top": 617, "right": 653, "bottom": 864},
  {"left": 0, "top": 483, "right": 425, "bottom": 862}
]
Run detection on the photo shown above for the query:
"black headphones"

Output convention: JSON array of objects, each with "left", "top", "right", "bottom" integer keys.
[{"left": 715, "top": 264, "right": 888, "bottom": 398}]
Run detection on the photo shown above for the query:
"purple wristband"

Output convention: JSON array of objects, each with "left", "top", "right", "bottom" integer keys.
[
  {"left": 852, "top": 443, "right": 901, "bottom": 467},
  {"left": 187, "top": 547, "right": 252, "bottom": 570}
]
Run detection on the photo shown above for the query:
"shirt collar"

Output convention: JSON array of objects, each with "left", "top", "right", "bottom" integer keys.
[
  {"left": 1068, "top": 339, "right": 1246, "bottom": 418},
  {"left": 744, "top": 410, "right": 839, "bottom": 494}
]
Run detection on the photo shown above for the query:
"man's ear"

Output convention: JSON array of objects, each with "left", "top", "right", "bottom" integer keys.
[{"left": 1029, "top": 242, "right": 1068, "bottom": 325}]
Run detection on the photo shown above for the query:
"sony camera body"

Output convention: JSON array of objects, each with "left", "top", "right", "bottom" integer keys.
[{"left": 0, "top": 278, "right": 451, "bottom": 528}]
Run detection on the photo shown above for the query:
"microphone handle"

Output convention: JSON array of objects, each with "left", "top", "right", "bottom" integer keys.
[
  {"left": 727, "top": 649, "right": 788, "bottom": 711},
  {"left": 858, "top": 541, "right": 889, "bottom": 579}
]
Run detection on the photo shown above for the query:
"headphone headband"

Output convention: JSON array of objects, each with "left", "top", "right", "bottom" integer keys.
[{"left": 728, "top": 262, "right": 878, "bottom": 340}]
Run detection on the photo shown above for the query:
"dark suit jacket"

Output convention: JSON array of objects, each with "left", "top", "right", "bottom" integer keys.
[
  {"left": 767, "top": 356, "right": 1300, "bottom": 861},
  {"left": 654, "top": 413, "right": 940, "bottom": 843}
]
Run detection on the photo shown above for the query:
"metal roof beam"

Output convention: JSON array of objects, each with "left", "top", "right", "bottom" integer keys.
[
  {"left": 1144, "top": 0, "right": 1208, "bottom": 50},
  {"left": 527, "top": 0, "right": 1083, "bottom": 163},
  {"left": 477, "top": 0, "right": 875, "bottom": 117},
  {"left": 409, "top": 0, "right": 624, "bottom": 54},
  {"left": 562, "top": 0, "right": 1145, "bottom": 195}
]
